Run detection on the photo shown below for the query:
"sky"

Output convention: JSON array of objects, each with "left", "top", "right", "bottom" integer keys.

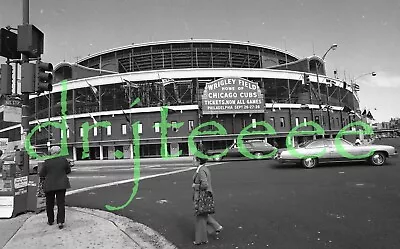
[{"left": 1, "top": 0, "right": 399, "bottom": 122}]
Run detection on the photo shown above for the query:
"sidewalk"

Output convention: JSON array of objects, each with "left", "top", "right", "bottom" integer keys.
[{"left": 0, "top": 207, "right": 177, "bottom": 249}]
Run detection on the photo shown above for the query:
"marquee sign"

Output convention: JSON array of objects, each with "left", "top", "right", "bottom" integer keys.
[{"left": 201, "top": 77, "right": 264, "bottom": 114}]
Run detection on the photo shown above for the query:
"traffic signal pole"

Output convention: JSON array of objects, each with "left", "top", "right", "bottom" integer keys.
[{"left": 21, "top": 0, "right": 30, "bottom": 174}]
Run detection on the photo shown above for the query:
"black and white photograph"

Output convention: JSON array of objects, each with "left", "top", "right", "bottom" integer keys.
[{"left": 0, "top": 0, "right": 399, "bottom": 248}]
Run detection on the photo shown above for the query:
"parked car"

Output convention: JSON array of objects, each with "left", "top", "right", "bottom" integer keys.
[
  {"left": 206, "top": 140, "right": 277, "bottom": 161},
  {"left": 276, "top": 138, "right": 398, "bottom": 169},
  {"left": 0, "top": 151, "right": 74, "bottom": 174}
]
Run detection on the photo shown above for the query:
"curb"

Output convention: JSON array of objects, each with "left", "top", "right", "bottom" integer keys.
[
  {"left": 3, "top": 206, "right": 177, "bottom": 249},
  {"left": 69, "top": 207, "right": 178, "bottom": 249}
]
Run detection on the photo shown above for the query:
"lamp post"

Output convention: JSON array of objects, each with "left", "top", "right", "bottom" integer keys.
[
  {"left": 322, "top": 44, "right": 338, "bottom": 61},
  {"left": 352, "top": 72, "right": 377, "bottom": 113},
  {"left": 315, "top": 44, "right": 338, "bottom": 134},
  {"left": 354, "top": 72, "right": 376, "bottom": 81}
]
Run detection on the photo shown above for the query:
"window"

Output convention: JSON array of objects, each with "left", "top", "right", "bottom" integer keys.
[
  {"left": 295, "top": 117, "right": 300, "bottom": 127},
  {"left": 280, "top": 117, "right": 285, "bottom": 127},
  {"left": 122, "top": 124, "right": 127, "bottom": 135},
  {"left": 94, "top": 127, "right": 98, "bottom": 136},
  {"left": 270, "top": 117, "right": 275, "bottom": 127},
  {"left": 80, "top": 127, "right": 84, "bottom": 137},
  {"left": 303, "top": 117, "right": 307, "bottom": 125},
  {"left": 315, "top": 116, "right": 320, "bottom": 124},
  {"left": 107, "top": 126, "right": 112, "bottom": 136},
  {"left": 252, "top": 119, "right": 257, "bottom": 128},
  {"left": 172, "top": 121, "right": 178, "bottom": 132},
  {"left": 188, "top": 120, "right": 194, "bottom": 131},
  {"left": 67, "top": 129, "right": 70, "bottom": 139},
  {"left": 242, "top": 119, "right": 247, "bottom": 128},
  {"left": 138, "top": 123, "right": 143, "bottom": 134},
  {"left": 154, "top": 122, "right": 160, "bottom": 133},
  {"left": 336, "top": 117, "right": 340, "bottom": 127}
]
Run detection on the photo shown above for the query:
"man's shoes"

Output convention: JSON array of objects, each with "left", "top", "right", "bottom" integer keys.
[
  {"left": 215, "top": 226, "right": 223, "bottom": 235},
  {"left": 47, "top": 221, "right": 54, "bottom": 226},
  {"left": 58, "top": 223, "right": 64, "bottom": 229},
  {"left": 193, "top": 241, "right": 208, "bottom": 245}
]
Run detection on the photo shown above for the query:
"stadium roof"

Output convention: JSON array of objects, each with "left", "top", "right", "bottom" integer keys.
[{"left": 76, "top": 39, "right": 300, "bottom": 64}]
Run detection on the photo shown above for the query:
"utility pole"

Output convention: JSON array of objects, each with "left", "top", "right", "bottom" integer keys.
[{"left": 20, "top": 0, "right": 30, "bottom": 175}]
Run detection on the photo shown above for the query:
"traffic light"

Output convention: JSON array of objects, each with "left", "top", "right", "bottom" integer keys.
[
  {"left": 1, "top": 64, "right": 13, "bottom": 95},
  {"left": 35, "top": 61, "right": 53, "bottom": 93},
  {"left": 303, "top": 73, "right": 311, "bottom": 86},
  {"left": 21, "top": 62, "right": 36, "bottom": 93}
]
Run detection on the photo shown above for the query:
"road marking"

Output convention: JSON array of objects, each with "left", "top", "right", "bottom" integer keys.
[
  {"left": 72, "top": 165, "right": 189, "bottom": 172},
  {"left": 66, "top": 162, "right": 224, "bottom": 196},
  {"left": 69, "top": 175, "right": 107, "bottom": 179},
  {"left": 72, "top": 163, "right": 190, "bottom": 171}
]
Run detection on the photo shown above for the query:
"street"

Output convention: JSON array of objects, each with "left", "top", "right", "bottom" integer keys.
[
  {"left": 68, "top": 159, "right": 197, "bottom": 192},
  {"left": 66, "top": 138, "right": 400, "bottom": 249}
]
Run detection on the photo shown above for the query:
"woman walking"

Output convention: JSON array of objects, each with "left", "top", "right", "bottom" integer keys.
[
  {"left": 192, "top": 156, "right": 223, "bottom": 245},
  {"left": 39, "top": 146, "right": 71, "bottom": 229}
]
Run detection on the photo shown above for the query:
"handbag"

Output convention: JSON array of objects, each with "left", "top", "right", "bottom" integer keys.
[{"left": 194, "top": 165, "right": 215, "bottom": 215}]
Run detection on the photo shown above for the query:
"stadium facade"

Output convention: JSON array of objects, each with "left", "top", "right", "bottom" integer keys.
[{"left": 0, "top": 39, "right": 361, "bottom": 160}]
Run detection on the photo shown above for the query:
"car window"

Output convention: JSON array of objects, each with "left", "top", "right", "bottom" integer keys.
[
  {"left": 243, "top": 143, "right": 253, "bottom": 149},
  {"left": 330, "top": 139, "right": 352, "bottom": 147},
  {"left": 250, "top": 141, "right": 266, "bottom": 147},
  {"left": 298, "top": 140, "right": 313, "bottom": 148},
  {"left": 340, "top": 139, "right": 353, "bottom": 146},
  {"left": 307, "top": 140, "right": 326, "bottom": 148}
]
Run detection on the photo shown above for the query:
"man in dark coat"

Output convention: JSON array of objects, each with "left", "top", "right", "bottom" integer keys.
[{"left": 39, "top": 146, "right": 71, "bottom": 229}]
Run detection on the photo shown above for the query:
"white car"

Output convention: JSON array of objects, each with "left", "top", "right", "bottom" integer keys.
[{"left": 276, "top": 138, "right": 398, "bottom": 169}]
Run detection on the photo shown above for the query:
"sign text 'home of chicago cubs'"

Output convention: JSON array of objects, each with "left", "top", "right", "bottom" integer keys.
[{"left": 201, "top": 77, "right": 265, "bottom": 114}]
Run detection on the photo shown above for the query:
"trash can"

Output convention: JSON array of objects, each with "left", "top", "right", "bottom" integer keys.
[{"left": 27, "top": 162, "right": 45, "bottom": 213}]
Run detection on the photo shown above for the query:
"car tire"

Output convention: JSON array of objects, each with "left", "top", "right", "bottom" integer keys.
[
  {"left": 369, "top": 152, "right": 386, "bottom": 166},
  {"left": 301, "top": 157, "right": 317, "bottom": 169}
]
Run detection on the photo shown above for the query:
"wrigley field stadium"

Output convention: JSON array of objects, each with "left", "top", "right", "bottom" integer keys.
[{"left": 0, "top": 39, "right": 361, "bottom": 160}]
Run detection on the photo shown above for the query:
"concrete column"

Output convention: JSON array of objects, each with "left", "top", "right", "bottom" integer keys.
[
  {"left": 130, "top": 144, "right": 134, "bottom": 159},
  {"left": 99, "top": 145, "right": 104, "bottom": 160},
  {"left": 73, "top": 146, "right": 77, "bottom": 161}
]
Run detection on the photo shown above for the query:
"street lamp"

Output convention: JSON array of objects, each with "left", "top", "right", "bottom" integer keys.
[
  {"left": 354, "top": 72, "right": 377, "bottom": 81},
  {"left": 352, "top": 72, "right": 377, "bottom": 111},
  {"left": 322, "top": 44, "right": 338, "bottom": 61},
  {"left": 315, "top": 44, "right": 338, "bottom": 133}
]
